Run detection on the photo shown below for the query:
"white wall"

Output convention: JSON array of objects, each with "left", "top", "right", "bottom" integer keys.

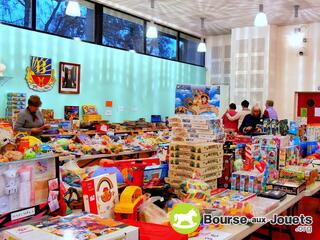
[
  {"left": 207, "top": 22, "right": 320, "bottom": 120},
  {"left": 270, "top": 22, "right": 320, "bottom": 120}
]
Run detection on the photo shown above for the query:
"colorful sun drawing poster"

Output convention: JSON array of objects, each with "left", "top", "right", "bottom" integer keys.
[
  {"left": 175, "top": 84, "right": 220, "bottom": 117},
  {"left": 26, "top": 56, "right": 56, "bottom": 91}
]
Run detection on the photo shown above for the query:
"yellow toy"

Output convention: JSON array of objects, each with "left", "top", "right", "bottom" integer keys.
[
  {"left": 20, "top": 136, "right": 42, "bottom": 146},
  {"left": 114, "top": 186, "right": 143, "bottom": 221}
]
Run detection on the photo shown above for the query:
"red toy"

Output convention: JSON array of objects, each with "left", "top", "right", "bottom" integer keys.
[{"left": 100, "top": 158, "right": 160, "bottom": 187}]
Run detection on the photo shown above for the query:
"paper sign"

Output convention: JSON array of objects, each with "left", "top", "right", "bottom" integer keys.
[
  {"left": 315, "top": 107, "right": 320, "bottom": 117},
  {"left": 301, "top": 108, "right": 308, "bottom": 117},
  {"left": 118, "top": 106, "right": 124, "bottom": 112},
  {"left": 105, "top": 110, "right": 112, "bottom": 116}
]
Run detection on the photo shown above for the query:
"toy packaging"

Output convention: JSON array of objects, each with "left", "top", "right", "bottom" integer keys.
[
  {"left": 279, "top": 165, "right": 318, "bottom": 186},
  {"left": 2, "top": 213, "right": 139, "bottom": 240},
  {"left": 279, "top": 146, "right": 300, "bottom": 168},
  {"left": 167, "top": 142, "right": 223, "bottom": 190},
  {"left": 230, "top": 171, "right": 264, "bottom": 193},
  {"left": 0, "top": 156, "right": 56, "bottom": 227},
  {"left": 64, "top": 106, "right": 80, "bottom": 120},
  {"left": 41, "top": 109, "right": 54, "bottom": 122},
  {"left": 218, "top": 153, "right": 234, "bottom": 188},
  {"left": 246, "top": 196, "right": 280, "bottom": 216},
  {"left": 267, "top": 179, "right": 306, "bottom": 195},
  {"left": 82, "top": 173, "right": 119, "bottom": 218},
  {"left": 5, "top": 93, "right": 26, "bottom": 123}
]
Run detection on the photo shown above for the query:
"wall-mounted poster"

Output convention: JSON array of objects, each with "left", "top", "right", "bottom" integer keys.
[
  {"left": 25, "top": 56, "right": 56, "bottom": 91},
  {"left": 175, "top": 84, "right": 220, "bottom": 117},
  {"left": 64, "top": 106, "right": 80, "bottom": 120},
  {"left": 59, "top": 62, "right": 80, "bottom": 94}
]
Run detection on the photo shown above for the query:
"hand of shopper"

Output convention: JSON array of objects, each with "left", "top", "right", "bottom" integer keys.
[
  {"left": 31, "top": 127, "right": 43, "bottom": 134},
  {"left": 43, "top": 123, "right": 51, "bottom": 130},
  {"left": 245, "top": 126, "right": 253, "bottom": 132}
]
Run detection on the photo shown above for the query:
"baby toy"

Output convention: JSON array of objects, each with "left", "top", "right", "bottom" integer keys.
[
  {"left": 3, "top": 166, "right": 18, "bottom": 212},
  {"left": 18, "top": 166, "right": 33, "bottom": 208},
  {"left": 114, "top": 186, "right": 144, "bottom": 221}
]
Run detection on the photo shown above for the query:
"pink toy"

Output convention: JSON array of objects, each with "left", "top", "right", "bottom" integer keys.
[{"left": 18, "top": 166, "right": 34, "bottom": 208}]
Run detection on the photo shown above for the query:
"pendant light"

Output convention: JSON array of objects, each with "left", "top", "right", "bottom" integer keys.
[
  {"left": 197, "top": 18, "right": 206, "bottom": 53},
  {"left": 66, "top": 0, "right": 81, "bottom": 17},
  {"left": 288, "top": 5, "right": 304, "bottom": 48},
  {"left": 254, "top": 4, "right": 268, "bottom": 27},
  {"left": 146, "top": 0, "right": 158, "bottom": 38}
]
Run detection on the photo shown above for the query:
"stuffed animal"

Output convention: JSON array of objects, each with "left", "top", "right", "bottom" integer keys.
[
  {"left": 23, "top": 149, "right": 36, "bottom": 159},
  {"left": 0, "top": 154, "right": 9, "bottom": 162},
  {"left": 4, "top": 151, "right": 23, "bottom": 161}
]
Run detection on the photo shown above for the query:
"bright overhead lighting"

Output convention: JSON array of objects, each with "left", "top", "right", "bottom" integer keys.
[
  {"left": 197, "top": 40, "right": 207, "bottom": 53},
  {"left": 254, "top": 4, "right": 268, "bottom": 27},
  {"left": 197, "top": 18, "right": 206, "bottom": 53},
  {"left": 147, "top": 21, "right": 158, "bottom": 38},
  {"left": 66, "top": 0, "right": 81, "bottom": 17},
  {"left": 288, "top": 30, "right": 304, "bottom": 48}
]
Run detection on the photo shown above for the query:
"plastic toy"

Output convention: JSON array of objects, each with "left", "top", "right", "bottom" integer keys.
[
  {"left": 114, "top": 186, "right": 144, "bottom": 221},
  {"left": 3, "top": 165, "right": 18, "bottom": 212},
  {"left": 100, "top": 158, "right": 160, "bottom": 187},
  {"left": 23, "top": 149, "right": 36, "bottom": 159},
  {"left": 18, "top": 166, "right": 33, "bottom": 208}
]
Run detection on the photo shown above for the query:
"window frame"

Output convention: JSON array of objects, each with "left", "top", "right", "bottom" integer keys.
[{"left": 0, "top": 0, "right": 205, "bottom": 67}]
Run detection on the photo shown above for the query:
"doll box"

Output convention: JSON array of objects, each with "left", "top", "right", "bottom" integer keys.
[{"left": 82, "top": 173, "right": 119, "bottom": 218}]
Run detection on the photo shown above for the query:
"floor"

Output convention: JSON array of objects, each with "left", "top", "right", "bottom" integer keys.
[{"left": 252, "top": 196, "right": 320, "bottom": 240}]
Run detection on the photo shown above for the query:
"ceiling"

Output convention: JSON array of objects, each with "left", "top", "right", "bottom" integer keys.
[{"left": 95, "top": 0, "right": 320, "bottom": 36}]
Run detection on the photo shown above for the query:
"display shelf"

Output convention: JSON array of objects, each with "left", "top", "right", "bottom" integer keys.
[
  {"left": 0, "top": 76, "right": 13, "bottom": 86},
  {"left": 0, "top": 153, "right": 56, "bottom": 166},
  {"left": 58, "top": 149, "right": 157, "bottom": 162}
]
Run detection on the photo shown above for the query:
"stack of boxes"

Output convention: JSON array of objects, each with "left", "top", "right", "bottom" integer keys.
[
  {"left": 5, "top": 93, "right": 26, "bottom": 123},
  {"left": 169, "top": 115, "right": 224, "bottom": 142},
  {"left": 166, "top": 141, "right": 223, "bottom": 191}
]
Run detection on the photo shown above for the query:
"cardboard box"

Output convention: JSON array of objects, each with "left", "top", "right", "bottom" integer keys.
[
  {"left": 82, "top": 173, "right": 119, "bottom": 218},
  {"left": 267, "top": 179, "right": 306, "bottom": 195}
]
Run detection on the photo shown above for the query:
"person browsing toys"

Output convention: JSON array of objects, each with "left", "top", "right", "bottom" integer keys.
[
  {"left": 14, "top": 95, "right": 50, "bottom": 138},
  {"left": 226, "top": 100, "right": 250, "bottom": 130},
  {"left": 263, "top": 100, "right": 278, "bottom": 120},
  {"left": 222, "top": 103, "right": 238, "bottom": 132},
  {"left": 239, "top": 105, "right": 263, "bottom": 135}
]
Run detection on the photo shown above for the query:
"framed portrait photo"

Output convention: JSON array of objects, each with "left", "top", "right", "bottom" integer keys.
[{"left": 59, "top": 62, "right": 80, "bottom": 94}]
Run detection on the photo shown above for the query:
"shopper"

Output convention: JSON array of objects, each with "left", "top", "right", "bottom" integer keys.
[
  {"left": 239, "top": 105, "right": 263, "bottom": 135},
  {"left": 226, "top": 100, "right": 250, "bottom": 129},
  {"left": 263, "top": 100, "right": 278, "bottom": 120},
  {"left": 222, "top": 103, "right": 238, "bottom": 132},
  {"left": 14, "top": 95, "right": 51, "bottom": 138}
]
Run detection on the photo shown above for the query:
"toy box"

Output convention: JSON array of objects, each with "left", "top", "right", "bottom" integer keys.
[
  {"left": 279, "top": 165, "right": 318, "bottom": 186},
  {"left": 144, "top": 164, "right": 168, "bottom": 183},
  {"left": 279, "top": 146, "right": 300, "bottom": 168},
  {"left": 218, "top": 153, "right": 234, "bottom": 188},
  {"left": 252, "top": 135, "right": 290, "bottom": 148},
  {"left": 247, "top": 197, "right": 280, "bottom": 216},
  {"left": 82, "top": 173, "right": 119, "bottom": 218},
  {"left": 64, "top": 106, "right": 80, "bottom": 120},
  {"left": 2, "top": 213, "right": 139, "bottom": 240},
  {"left": 267, "top": 179, "right": 306, "bottom": 195},
  {"left": 230, "top": 171, "right": 264, "bottom": 193}
]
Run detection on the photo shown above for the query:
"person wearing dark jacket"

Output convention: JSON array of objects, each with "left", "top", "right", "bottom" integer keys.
[{"left": 239, "top": 106, "right": 263, "bottom": 135}]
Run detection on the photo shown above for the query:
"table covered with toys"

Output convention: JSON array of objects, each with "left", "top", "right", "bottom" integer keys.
[{"left": 1, "top": 116, "right": 320, "bottom": 240}]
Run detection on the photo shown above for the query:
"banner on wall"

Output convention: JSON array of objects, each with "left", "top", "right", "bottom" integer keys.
[
  {"left": 175, "top": 84, "right": 220, "bottom": 117},
  {"left": 25, "top": 56, "right": 56, "bottom": 91}
]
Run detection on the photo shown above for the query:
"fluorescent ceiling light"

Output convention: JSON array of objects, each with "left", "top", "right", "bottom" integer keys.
[
  {"left": 66, "top": 1, "right": 81, "bottom": 17},
  {"left": 254, "top": 4, "right": 268, "bottom": 27}
]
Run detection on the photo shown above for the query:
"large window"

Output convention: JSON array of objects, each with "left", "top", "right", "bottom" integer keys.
[
  {"left": 0, "top": 0, "right": 32, "bottom": 27},
  {"left": 103, "top": 8, "right": 144, "bottom": 53},
  {"left": 36, "top": 0, "right": 95, "bottom": 41},
  {"left": 147, "top": 24, "right": 177, "bottom": 60},
  {"left": 179, "top": 33, "right": 205, "bottom": 66}
]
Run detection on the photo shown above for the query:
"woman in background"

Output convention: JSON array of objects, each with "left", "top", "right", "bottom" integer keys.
[
  {"left": 14, "top": 95, "right": 50, "bottom": 138},
  {"left": 222, "top": 103, "right": 238, "bottom": 132}
]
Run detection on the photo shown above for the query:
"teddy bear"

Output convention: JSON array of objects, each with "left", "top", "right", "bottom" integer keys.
[{"left": 4, "top": 151, "right": 23, "bottom": 162}]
